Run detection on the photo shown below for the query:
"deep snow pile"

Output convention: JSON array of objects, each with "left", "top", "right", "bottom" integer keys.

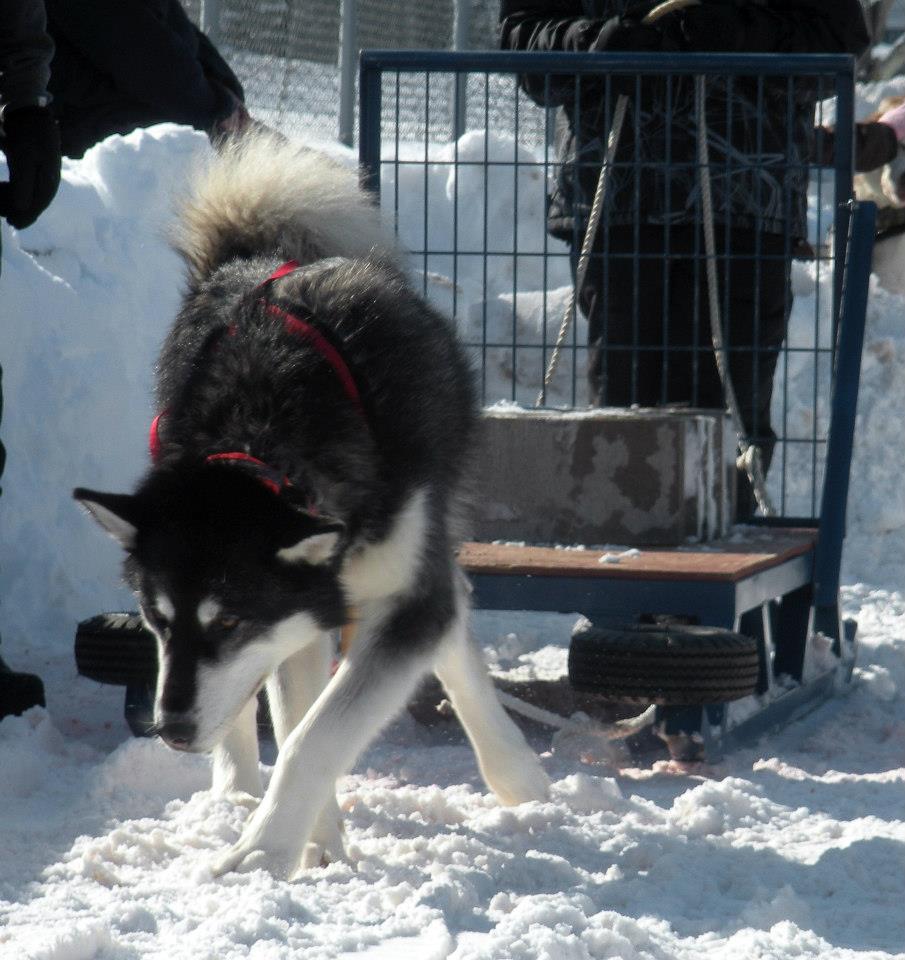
[{"left": 0, "top": 116, "right": 903, "bottom": 959}]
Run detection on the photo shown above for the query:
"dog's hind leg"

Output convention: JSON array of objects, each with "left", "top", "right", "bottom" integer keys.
[
  {"left": 432, "top": 578, "right": 550, "bottom": 806},
  {"left": 265, "top": 633, "right": 346, "bottom": 868},
  {"left": 211, "top": 695, "right": 262, "bottom": 799}
]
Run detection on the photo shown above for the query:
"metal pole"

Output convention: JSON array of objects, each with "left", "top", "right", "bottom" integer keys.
[
  {"left": 814, "top": 200, "right": 876, "bottom": 615},
  {"left": 200, "top": 0, "right": 221, "bottom": 42},
  {"left": 452, "top": 0, "right": 471, "bottom": 141},
  {"left": 358, "top": 52, "right": 383, "bottom": 198},
  {"left": 339, "top": 0, "right": 358, "bottom": 147}
]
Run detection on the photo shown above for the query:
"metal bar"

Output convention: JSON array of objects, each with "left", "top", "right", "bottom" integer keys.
[
  {"left": 704, "top": 668, "right": 839, "bottom": 762},
  {"left": 452, "top": 0, "right": 471, "bottom": 140},
  {"left": 813, "top": 201, "right": 877, "bottom": 610},
  {"left": 357, "top": 53, "right": 382, "bottom": 196},
  {"left": 339, "top": 0, "right": 359, "bottom": 147},
  {"left": 772, "top": 582, "right": 813, "bottom": 682},
  {"left": 199, "top": 0, "right": 221, "bottom": 42},
  {"left": 359, "top": 50, "right": 855, "bottom": 77},
  {"left": 833, "top": 68, "right": 856, "bottom": 334},
  {"left": 468, "top": 571, "right": 739, "bottom": 624}
]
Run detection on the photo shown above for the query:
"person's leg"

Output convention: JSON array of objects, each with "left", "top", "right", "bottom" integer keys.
[
  {"left": 727, "top": 233, "right": 790, "bottom": 478},
  {"left": 668, "top": 228, "right": 790, "bottom": 517},
  {"left": 582, "top": 225, "right": 672, "bottom": 407}
]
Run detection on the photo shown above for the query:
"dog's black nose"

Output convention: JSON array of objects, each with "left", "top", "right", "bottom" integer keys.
[{"left": 158, "top": 716, "right": 196, "bottom": 751}]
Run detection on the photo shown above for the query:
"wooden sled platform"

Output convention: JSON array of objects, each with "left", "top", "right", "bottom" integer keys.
[{"left": 459, "top": 528, "right": 855, "bottom": 762}]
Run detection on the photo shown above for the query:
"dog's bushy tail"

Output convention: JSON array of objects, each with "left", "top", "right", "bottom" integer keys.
[{"left": 173, "top": 131, "right": 399, "bottom": 283}]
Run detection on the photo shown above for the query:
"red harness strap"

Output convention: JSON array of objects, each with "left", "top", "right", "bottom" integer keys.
[
  {"left": 204, "top": 451, "right": 289, "bottom": 497},
  {"left": 262, "top": 301, "right": 365, "bottom": 417},
  {"left": 149, "top": 261, "right": 366, "bottom": 501},
  {"left": 256, "top": 260, "right": 365, "bottom": 416}
]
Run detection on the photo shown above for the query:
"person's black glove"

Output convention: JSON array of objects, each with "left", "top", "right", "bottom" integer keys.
[{"left": 0, "top": 106, "right": 62, "bottom": 230}]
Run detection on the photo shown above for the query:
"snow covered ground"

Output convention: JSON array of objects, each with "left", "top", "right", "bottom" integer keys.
[{"left": 1, "top": 90, "right": 904, "bottom": 957}]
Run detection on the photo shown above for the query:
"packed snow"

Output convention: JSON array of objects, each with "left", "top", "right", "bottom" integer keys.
[{"left": 1, "top": 84, "right": 904, "bottom": 958}]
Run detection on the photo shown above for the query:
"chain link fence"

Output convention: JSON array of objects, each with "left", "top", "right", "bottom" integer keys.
[{"left": 181, "top": 0, "right": 512, "bottom": 144}]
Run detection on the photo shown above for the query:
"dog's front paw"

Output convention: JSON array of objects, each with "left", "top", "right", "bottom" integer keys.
[
  {"left": 210, "top": 832, "right": 301, "bottom": 881},
  {"left": 485, "top": 750, "right": 551, "bottom": 806}
]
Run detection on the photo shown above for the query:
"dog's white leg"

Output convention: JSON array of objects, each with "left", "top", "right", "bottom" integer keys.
[
  {"left": 433, "top": 581, "right": 550, "bottom": 806},
  {"left": 211, "top": 612, "right": 430, "bottom": 879},
  {"left": 265, "top": 634, "right": 345, "bottom": 867},
  {"left": 211, "top": 695, "right": 262, "bottom": 799}
]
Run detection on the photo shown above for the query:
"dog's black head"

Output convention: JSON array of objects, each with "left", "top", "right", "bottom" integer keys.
[{"left": 74, "top": 464, "right": 347, "bottom": 752}]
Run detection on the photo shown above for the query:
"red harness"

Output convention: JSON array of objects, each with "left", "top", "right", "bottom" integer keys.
[{"left": 148, "top": 260, "right": 364, "bottom": 498}]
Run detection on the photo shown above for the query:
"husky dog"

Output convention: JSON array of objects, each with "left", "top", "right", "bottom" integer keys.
[{"left": 74, "top": 133, "right": 549, "bottom": 879}]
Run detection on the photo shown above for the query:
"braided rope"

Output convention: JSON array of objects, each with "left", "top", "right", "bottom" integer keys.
[{"left": 695, "top": 74, "right": 776, "bottom": 516}]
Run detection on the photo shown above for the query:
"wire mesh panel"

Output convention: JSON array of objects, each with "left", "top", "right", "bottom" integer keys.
[
  {"left": 181, "top": 0, "right": 478, "bottom": 141},
  {"left": 359, "top": 51, "right": 856, "bottom": 524}
]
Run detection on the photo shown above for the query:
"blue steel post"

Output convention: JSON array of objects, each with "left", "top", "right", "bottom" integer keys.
[
  {"left": 813, "top": 200, "right": 876, "bottom": 644},
  {"left": 358, "top": 54, "right": 383, "bottom": 199},
  {"left": 832, "top": 63, "right": 856, "bottom": 332}
]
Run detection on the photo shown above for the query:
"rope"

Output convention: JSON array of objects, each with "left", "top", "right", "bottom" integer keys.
[
  {"left": 537, "top": 94, "right": 628, "bottom": 406},
  {"left": 695, "top": 75, "right": 776, "bottom": 516},
  {"left": 496, "top": 690, "right": 657, "bottom": 741}
]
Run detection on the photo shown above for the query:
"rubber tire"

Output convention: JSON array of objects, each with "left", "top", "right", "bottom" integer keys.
[
  {"left": 568, "top": 622, "right": 760, "bottom": 705},
  {"left": 75, "top": 612, "right": 158, "bottom": 686}
]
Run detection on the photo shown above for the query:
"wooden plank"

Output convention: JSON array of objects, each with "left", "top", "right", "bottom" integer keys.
[{"left": 458, "top": 529, "right": 817, "bottom": 583}]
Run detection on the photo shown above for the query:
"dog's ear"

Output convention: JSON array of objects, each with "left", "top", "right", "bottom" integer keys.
[
  {"left": 73, "top": 488, "right": 141, "bottom": 551},
  {"left": 276, "top": 519, "right": 345, "bottom": 567}
]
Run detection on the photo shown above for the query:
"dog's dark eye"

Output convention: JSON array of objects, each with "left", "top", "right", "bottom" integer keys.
[{"left": 214, "top": 614, "right": 240, "bottom": 632}]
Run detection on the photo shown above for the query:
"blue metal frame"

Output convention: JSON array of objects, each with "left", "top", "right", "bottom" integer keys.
[{"left": 358, "top": 51, "right": 872, "bottom": 758}]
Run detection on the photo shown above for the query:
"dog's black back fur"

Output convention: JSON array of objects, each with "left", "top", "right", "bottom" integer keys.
[{"left": 155, "top": 253, "right": 477, "bottom": 547}]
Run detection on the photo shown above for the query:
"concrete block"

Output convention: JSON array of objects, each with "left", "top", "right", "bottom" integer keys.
[{"left": 469, "top": 405, "right": 736, "bottom": 546}]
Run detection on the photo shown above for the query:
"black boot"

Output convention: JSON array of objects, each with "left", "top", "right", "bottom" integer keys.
[{"left": 0, "top": 652, "right": 46, "bottom": 720}]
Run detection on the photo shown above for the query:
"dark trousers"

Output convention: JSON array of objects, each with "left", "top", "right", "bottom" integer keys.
[{"left": 579, "top": 225, "right": 792, "bottom": 515}]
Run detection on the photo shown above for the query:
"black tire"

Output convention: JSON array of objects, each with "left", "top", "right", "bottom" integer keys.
[
  {"left": 75, "top": 612, "right": 158, "bottom": 687},
  {"left": 568, "top": 622, "right": 760, "bottom": 705}
]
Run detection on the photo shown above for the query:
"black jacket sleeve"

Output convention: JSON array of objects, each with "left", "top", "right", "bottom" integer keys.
[
  {"left": 499, "top": 0, "right": 625, "bottom": 106},
  {"left": 500, "top": 0, "right": 870, "bottom": 107},
  {"left": 195, "top": 29, "right": 244, "bottom": 103},
  {"left": 0, "top": 0, "right": 54, "bottom": 110},
  {"left": 44, "top": 0, "right": 234, "bottom": 128},
  {"left": 678, "top": 0, "right": 870, "bottom": 57}
]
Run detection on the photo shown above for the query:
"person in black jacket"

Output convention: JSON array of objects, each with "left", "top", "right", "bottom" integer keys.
[
  {"left": 0, "top": 0, "right": 59, "bottom": 718},
  {"left": 500, "top": 0, "right": 870, "bottom": 516},
  {"left": 45, "top": 0, "right": 250, "bottom": 159}
]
